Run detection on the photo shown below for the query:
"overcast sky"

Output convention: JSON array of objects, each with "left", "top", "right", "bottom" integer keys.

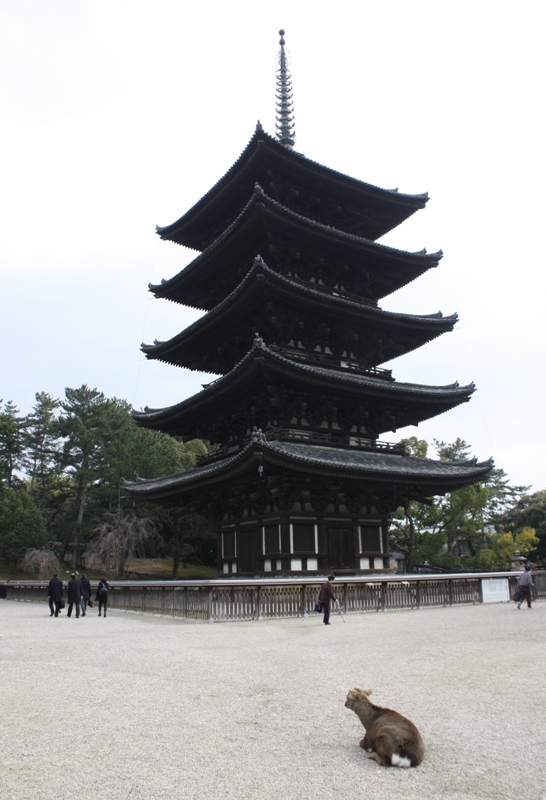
[{"left": 1, "top": 0, "right": 544, "bottom": 492}]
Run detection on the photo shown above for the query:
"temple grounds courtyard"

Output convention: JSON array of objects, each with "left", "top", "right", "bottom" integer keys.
[{"left": 1, "top": 598, "right": 544, "bottom": 800}]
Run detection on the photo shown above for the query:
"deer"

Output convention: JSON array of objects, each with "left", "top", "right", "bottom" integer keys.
[{"left": 345, "top": 688, "right": 424, "bottom": 768}]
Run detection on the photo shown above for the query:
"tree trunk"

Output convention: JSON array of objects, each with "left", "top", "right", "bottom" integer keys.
[
  {"left": 171, "top": 552, "right": 180, "bottom": 580},
  {"left": 72, "top": 479, "right": 88, "bottom": 567}
]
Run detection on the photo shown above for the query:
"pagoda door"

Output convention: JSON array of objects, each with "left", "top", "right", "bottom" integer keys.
[
  {"left": 238, "top": 529, "right": 257, "bottom": 574},
  {"left": 327, "top": 527, "right": 353, "bottom": 569}
]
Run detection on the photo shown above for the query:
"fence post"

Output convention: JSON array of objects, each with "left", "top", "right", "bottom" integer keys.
[
  {"left": 380, "top": 582, "right": 387, "bottom": 612},
  {"left": 207, "top": 586, "right": 214, "bottom": 623},
  {"left": 448, "top": 578, "right": 454, "bottom": 607},
  {"left": 342, "top": 582, "right": 347, "bottom": 614},
  {"left": 300, "top": 585, "right": 307, "bottom": 617},
  {"left": 257, "top": 585, "right": 263, "bottom": 620},
  {"left": 416, "top": 581, "right": 422, "bottom": 609}
]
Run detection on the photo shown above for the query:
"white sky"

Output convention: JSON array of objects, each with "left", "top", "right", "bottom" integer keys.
[{"left": 1, "top": 0, "right": 544, "bottom": 492}]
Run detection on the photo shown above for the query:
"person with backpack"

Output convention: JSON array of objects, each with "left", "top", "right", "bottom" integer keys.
[{"left": 95, "top": 577, "right": 110, "bottom": 617}]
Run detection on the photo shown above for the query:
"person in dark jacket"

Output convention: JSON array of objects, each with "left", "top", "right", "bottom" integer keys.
[
  {"left": 80, "top": 574, "right": 92, "bottom": 616},
  {"left": 96, "top": 577, "right": 109, "bottom": 617},
  {"left": 66, "top": 573, "right": 82, "bottom": 618},
  {"left": 318, "top": 575, "right": 337, "bottom": 625},
  {"left": 517, "top": 565, "right": 534, "bottom": 609},
  {"left": 47, "top": 573, "right": 63, "bottom": 617}
]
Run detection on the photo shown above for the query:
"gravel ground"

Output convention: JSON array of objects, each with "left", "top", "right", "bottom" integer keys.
[{"left": 1, "top": 598, "right": 544, "bottom": 800}]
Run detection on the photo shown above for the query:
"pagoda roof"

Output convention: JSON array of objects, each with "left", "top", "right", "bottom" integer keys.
[
  {"left": 156, "top": 126, "right": 429, "bottom": 250},
  {"left": 122, "top": 431, "right": 493, "bottom": 503},
  {"left": 150, "top": 186, "right": 442, "bottom": 310},
  {"left": 134, "top": 339, "right": 474, "bottom": 437},
  {"left": 142, "top": 258, "right": 457, "bottom": 373}
]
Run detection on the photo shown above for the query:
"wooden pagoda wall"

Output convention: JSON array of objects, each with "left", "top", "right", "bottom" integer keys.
[{"left": 218, "top": 513, "right": 391, "bottom": 576}]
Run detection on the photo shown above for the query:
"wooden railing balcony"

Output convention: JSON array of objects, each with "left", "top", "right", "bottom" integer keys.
[
  {"left": 264, "top": 427, "right": 406, "bottom": 453},
  {"left": 269, "top": 345, "right": 394, "bottom": 380},
  {"left": 3, "top": 572, "right": 543, "bottom": 622},
  {"left": 287, "top": 274, "right": 378, "bottom": 307},
  {"left": 196, "top": 429, "right": 406, "bottom": 465}
]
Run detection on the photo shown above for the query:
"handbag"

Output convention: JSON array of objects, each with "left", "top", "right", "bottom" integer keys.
[
  {"left": 315, "top": 601, "right": 323, "bottom": 613},
  {"left": 58, "top": 600, "right": 65, "bottom": 610},
  {"left": 87, "top": 597, "right": 93, "bottom": 608}
]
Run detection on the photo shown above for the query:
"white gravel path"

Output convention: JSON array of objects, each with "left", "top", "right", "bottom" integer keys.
[{"left": 1, "top": 599, "right": 544, "bottom": 800}]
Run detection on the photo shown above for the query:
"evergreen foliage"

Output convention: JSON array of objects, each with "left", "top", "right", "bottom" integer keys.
[
  {"left": 0, "top": 386, "right": 213, "bottom": 573},
  {"left": 390, "top": 437, "right": 537, "bottom": 572},
  {"left": 0, "top": 487, "right": 47, "bottom": 564}
]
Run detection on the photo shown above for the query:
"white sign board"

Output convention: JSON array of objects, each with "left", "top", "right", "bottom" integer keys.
[{"left": 481, "top": 578, "right": 510, "bottom": 603}]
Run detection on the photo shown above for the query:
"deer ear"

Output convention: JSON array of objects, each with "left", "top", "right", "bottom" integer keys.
[{"left": 363, "top": 689, "right": 373, "bottom": 696}]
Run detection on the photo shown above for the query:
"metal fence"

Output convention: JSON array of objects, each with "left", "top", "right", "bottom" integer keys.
[{"left": 3, "top": 571, "right": 544, "bottom": 622}]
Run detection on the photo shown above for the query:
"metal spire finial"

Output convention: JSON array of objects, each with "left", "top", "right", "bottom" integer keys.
[{"left": 275, "top": 29, "right": 296, "bottom": 148}]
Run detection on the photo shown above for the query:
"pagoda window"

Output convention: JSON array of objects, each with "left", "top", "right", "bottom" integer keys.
[
  {"left": 292, "top": 524, "right": 315, "bottom": 553},
  {"left": 222, "top": 531, "right": 236, "bottom": 559},
  {"left": 264, "top": 524, "right": 281, "bottom": 555},
  {"left": 359, "top": 525, "right": 381, "bottom": 553}
]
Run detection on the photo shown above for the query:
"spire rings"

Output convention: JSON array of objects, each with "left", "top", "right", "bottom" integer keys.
[{"left": 275, "top": 29, "right": 296, "bottom": 148}]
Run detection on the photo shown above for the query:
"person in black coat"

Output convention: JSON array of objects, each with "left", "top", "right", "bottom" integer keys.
[
  {"left": 47, "top": 573, "right": 63, "bottom": 617},
  {"left": 66, "top": 573, "right": 82, "bottom": 618},
  {"left": 80, "top": 574, "right": 92, "bottom": 616},
  {"left": 96, "top": 577, "right": 109, "bottom": 617}
]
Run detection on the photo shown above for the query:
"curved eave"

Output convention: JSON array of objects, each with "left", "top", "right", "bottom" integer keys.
[
  {"left": 142, "top": 259, "right": 457, "bottom": 369},
  {"left": 150, "top": 187, "right": 442, "bottom": 308},
  {"left": 156, "top": 127, "right": 429, "bottom": 250},
  {"left": 123, "top": 438, "right": 493, "bottom": 501},
  {"left": 133, "top": 342, "right": 474, "bottom": 435}
]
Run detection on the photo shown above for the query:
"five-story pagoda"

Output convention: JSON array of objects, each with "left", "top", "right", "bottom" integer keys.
[{"left": 124, "top": 31, "right": 492, "bottom": 576}]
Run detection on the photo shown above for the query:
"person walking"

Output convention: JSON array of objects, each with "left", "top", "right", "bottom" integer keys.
[
  {"left": 47, "top": 573, "right": 63, "bottom": 617},
  {"left": 318, "top": 575, "right": 337, "bottom": 625},
  {"left": 66, "top": 573, "right": 82, "bottom": 618},
  {"left": 517, "top": 565, "right": 534, "bottom": 609},
  {"left": 80, "top": 574, "right": 92, "bottom": 616},
  {"left": 96, "top": 577, "right": 110, "bottom": 617}
]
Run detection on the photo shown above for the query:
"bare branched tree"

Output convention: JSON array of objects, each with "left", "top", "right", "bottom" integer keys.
[
  {"left": 84, "top": 513, "right": 160, "bottom": 579},
  {"left": 21, "top": 547, "right": 63, "bottom": 579}
]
